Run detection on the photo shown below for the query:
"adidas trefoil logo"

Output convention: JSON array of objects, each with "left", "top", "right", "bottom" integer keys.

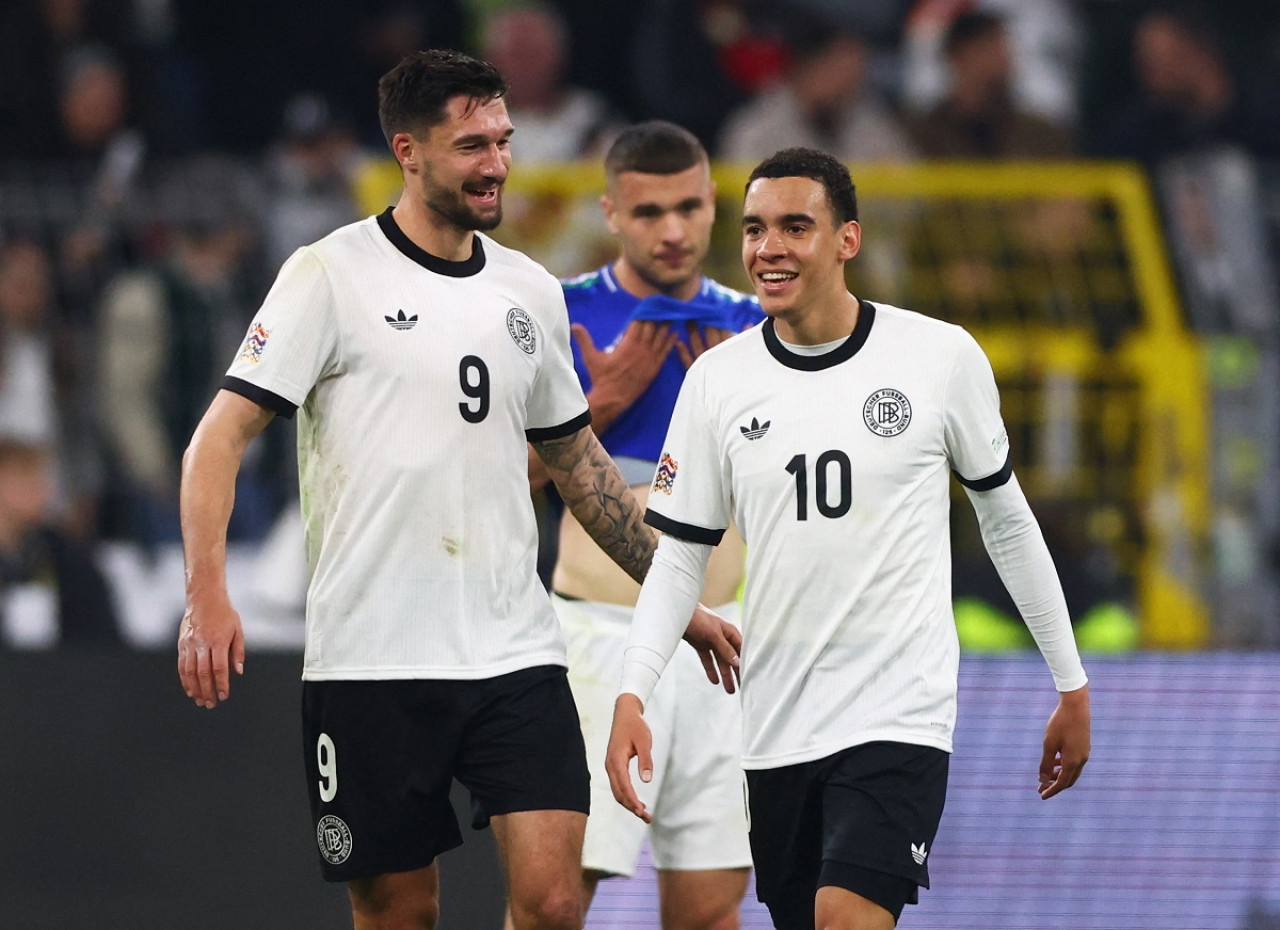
[
  {"left": 911, "top": 842, "right": 928, "bottom": 865},
  {"left": 385, "top": 309, "right": 418, "bottom": 331},
  {"left": 739, "top": 417, "right": 770, "bottom": 440}
]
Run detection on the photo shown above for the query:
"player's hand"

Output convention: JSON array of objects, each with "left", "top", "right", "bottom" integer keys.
[
  {"left": 675, "top": 323, "right": 736, "bottom": 369},
  {"left": 682, "top": 603, "right": 741, "bottom": 694},
  {"left": 605, "top": 694, "right": 654, "bottom": 823},
  {"left": 573, "top": 321, "right": 677, "bottom": 424},
  {"left": 177, "top": 589, "right": 245, "bottom": 710},
  {"left": 1039, "top": 684, "right": 1090, "bottom": 799}
]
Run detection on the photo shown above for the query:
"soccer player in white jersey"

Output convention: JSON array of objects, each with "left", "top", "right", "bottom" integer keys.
[
  {"left": 175, "top": 50, "right": 739, "bottom": 930},
  {"left": 526, "top": 121, "right": 760, "bottom": 929},
  {"left": 605, "top": 148, "right": 1092, "bottom": 929}
]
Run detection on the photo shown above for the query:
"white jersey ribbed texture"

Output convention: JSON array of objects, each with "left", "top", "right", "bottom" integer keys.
[
  {"left": 642, "top": 302, "right": 1085, "bottom": 767},
  {"left": 225, "top": 214, "right": 589, "bottom": 680}
]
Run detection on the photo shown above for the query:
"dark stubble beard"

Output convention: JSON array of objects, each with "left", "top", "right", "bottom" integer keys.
[{"left": 426, "top": 183, "right": 504, "bottom": 232}]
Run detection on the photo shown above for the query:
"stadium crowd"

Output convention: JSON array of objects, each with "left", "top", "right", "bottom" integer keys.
[{"left": 0, "top": 0, "right": 1278, "bottom": 648}]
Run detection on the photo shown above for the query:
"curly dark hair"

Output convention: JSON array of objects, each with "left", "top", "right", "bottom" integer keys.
[
  {"left": 377, "top": 49, "right": 508, "bottom": 146},
  {"left": 746, "top": 147, "right": 858, "bottom": 224}
]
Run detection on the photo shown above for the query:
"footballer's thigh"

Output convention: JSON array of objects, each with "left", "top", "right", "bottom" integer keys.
[
  {"left": 557, "top": 594, "right": 675, "bottom": 878},
  {"left": 649, "top": 605, "right": 752, "bottom": 929},
  {"left": 492, "top": 809, "right": 588, "bottom": 930},
  {"left": 455, "top": 664, "right": 591, "bottom": 929}
]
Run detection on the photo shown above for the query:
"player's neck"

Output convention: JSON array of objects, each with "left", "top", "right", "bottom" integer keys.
[
  {"left": 611, "top": 259, "right": 702, "bottom": 302},
  {"left": 391, "top": 199, "right": 476, "bottom": 263},
  {"left": 773, "top": 292, "right": 860, "bottom": 346}
]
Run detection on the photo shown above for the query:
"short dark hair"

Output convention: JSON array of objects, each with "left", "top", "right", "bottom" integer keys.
[
  {"left": 943, "top": 11, "right": 1004, "bottom": 57},
  {"left": 377, "top": 49, "right": 508, "bottom": 147},
  {"left": 747, "top": 148, "right": 858, "bottom": 224},
  {"left": 604, "top": 120, "right": 707, "bottom": 182}
]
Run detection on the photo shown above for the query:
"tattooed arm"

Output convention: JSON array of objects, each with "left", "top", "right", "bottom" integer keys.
[
  {"left": 532, "top": 426, "right": 741, "bottom": 692},
  {"left": 532, "top": 425, "right": 654, "bottom": 583}
]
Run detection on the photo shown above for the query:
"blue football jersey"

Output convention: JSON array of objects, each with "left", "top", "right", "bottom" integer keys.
[{"left": 562, "top": 264, "right": 763, "bottom": 483}]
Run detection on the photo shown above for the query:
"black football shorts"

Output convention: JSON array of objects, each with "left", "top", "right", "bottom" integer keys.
[{"left": 301, "top": 664, "right": 589, "bottom": 882}]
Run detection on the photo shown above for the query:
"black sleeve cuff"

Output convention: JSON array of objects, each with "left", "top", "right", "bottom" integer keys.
[
  {"left": 221, "top": 376, "right": 298, "bottom": 419},
  {"left": 526, "top": 409, "right": 591, "bottom": 443},
  {"left": 644, "top": 509, "right": 726, "bottom": 546},
  {"left": 954, "top": 451, "right": 1013, "bottom": 491}
]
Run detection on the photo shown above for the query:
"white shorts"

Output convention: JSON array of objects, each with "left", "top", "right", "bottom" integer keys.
[{"left": 555, "top": 594, "right": 753, "bottom": 877}]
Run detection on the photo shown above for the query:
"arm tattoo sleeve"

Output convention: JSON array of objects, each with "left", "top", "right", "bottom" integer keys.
[{"left": 533, "top": 427, "right": 655, "bottom": 584}]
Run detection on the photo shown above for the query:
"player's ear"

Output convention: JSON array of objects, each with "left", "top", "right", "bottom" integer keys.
[
  {"left": 838, "top": 220, "right": 861, "bottom": 261},
  {"left": 392, "top": 133, "right": 417, "bottom": 173},
  {"left": 602, "top": 195, "right": 620, "bottom": 234}
]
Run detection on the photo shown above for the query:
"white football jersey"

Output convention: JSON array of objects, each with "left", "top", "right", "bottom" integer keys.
[
  {"left": 646, "top": 302, "right": 1013, "bottom": 767},
  {"left": 224, "top": 210, "right": 589, "bottom": 680}
]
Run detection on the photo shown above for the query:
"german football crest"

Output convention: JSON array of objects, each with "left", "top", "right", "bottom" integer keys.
[
  {"left": 316, "top": 814, "right": 352, "bottom": 865},
  {"left": 863, "top": 388, "right": 912, "bottom": 437},
  {"left": 507, "top": 308, "right": 537, "bottom": 354}
]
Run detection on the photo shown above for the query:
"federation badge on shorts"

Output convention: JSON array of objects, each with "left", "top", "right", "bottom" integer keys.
[
  {"left": 653, "top": 452, "right": 678, "bottom": 495},
  {"left": 507, "top": 307, "right": 537, "bottom": 354},
  {"left": 863, "top": 388, "right": 912, "bottom": 437},
  {"left": 238, "top": 322, "right": 270, "bottom": 364},
  {"left": 316, "top": 814, "right": 353, "bottom": 865}
]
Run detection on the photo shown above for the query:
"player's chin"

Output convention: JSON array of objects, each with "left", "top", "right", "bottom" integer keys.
[{"left": 469, "top": 205, "right": 504, "bottom": 232}]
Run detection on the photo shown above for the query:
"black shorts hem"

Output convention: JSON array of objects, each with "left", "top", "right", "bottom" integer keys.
[
  {"left": 319, "top": 836, "right": 463, "bottom": 884},
  {"left": 819, "top": 860, "right": 919, "bottom": 922}
]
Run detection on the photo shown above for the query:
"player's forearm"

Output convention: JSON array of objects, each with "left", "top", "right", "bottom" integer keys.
[
  {"left": 620, "top": 534, "right": 711, "bottom": 704},
  {"left": 527, "top": 443, "right": 551, "bottom": 493},
  {"left": 180, "top": 400, "right": 269, "bottom": 599},
  {"left": 965, "top": 476, "right": 1088, "bottom": 691},
  {"left": 535, "top": 426, "right": 655, "bottom": 584}
]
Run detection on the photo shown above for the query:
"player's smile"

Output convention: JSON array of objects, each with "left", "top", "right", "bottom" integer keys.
[{"left": 756, "top": 270, "right": 799, "bottom": 295}]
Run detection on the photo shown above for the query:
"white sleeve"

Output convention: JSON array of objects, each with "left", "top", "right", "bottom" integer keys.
[
  {"left": 964, "top": 474, "right": 1089, "bottom": 692},
  {"left": 224, "top": 246, "right": 341, "bottom": 415},
  {"left": 945, "top": 328, "right": 1013, "bottom": 487},
  {"left": 619, "top": 534, "right": 713, "bottom": 705},
  {"left": 643, "top": 362, "right": 732, "bottom": 543},
  {"left": 524, "top": 276, "right": 590, "bottom": 438}
]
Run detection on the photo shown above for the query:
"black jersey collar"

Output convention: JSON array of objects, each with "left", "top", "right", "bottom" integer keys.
[
  {"left": 763, "top": 299, "right": 876, "bottom": 371},
  {"left": 376, "top": 207, "right": 486, "bottom": 277}
]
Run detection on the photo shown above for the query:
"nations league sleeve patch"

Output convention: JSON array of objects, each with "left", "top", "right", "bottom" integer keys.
[
  {"left": 238, "top": 322, "right": 270, "bottom": 364},
  {"left": 653, "top": 452, "right": 678, "bottom": 495}
]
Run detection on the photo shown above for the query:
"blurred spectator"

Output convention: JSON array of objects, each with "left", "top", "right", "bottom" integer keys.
[
  {"left": 900, "top": 0, "right": 1083, "bottom": 131},
  {"left": 0, "top": 0, "right": 136, "bottom": 159},
  {"left": 480, "top": 2, "right": 626, "bottom": 162},
  {"left": 627, "top": 0, "right": 758, "bottom": 148},
  {"left": 0, "top": 242, "right": 60, "bottom": 450},
  {"left": 44, "top": 45, "right": 149, "bottom": 322},
  {"left": 904, "top": 10, "right": 1075, "bottom": 158},
  {"left": 0, "top": 434, "right": 123, "bottom": 649},
  {"left": 96, "top": 158, "right": 268, "bottom": 547},
  {"left": 1091, "top": 3, "right": 1280, "bottom": 165},
  {"left": 262, "top": 93, "right": 363, "bottom": 270},
  {"left": 717, "top": 17, "right": 915, "bottom": 163},
  {"left": 0, "top": 239, "right": 100, "bottom": 533}
]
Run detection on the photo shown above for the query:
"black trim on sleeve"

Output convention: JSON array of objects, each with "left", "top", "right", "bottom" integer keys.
[
  {"left": 644, "top": 509, "right": 726, "bottom": 546},
  {"left": 954, "top": 451, "right": 1013, "bottom": 491},
  {"left": 763, "top": 300, "right": 876, "bottom": 371},
  {"left": 376, "top": 207, "right": 487, "bottom": 277},
  {"left": 526, "top": 409, "right": 592, "bottom": 443},
  {"left": 221, "top": 376, "right": 297, "bottom": 419}
]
